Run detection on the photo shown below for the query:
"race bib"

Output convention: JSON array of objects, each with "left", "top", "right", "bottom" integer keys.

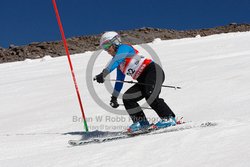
[{"left": 119, "top": 55, "right": 152, "bottom": 79}]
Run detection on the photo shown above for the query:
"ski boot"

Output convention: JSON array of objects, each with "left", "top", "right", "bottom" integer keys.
[
  {"left": 127, "top": 120, "right": 150, "bottom": 133},
  {"left": 155, "top": 117, "right": 176, "bottom": 129}
]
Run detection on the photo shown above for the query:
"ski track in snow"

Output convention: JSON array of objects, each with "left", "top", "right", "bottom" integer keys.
[{"left": 1, "top": 32, "right": 250, "bottom": 167}]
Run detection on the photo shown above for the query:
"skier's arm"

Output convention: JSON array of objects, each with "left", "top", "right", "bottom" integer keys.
[
  {"left": 112, "top": 69, "right": 125, "bottom": 97},
  {"left": 102, "top": 45, "right": 135, "bottom": 78},
  {"left": 102, "top": 55, "right": 125, "bottom": 78},
  {"left": 96, "top": 53, "right": 126, "bottom": 84}
]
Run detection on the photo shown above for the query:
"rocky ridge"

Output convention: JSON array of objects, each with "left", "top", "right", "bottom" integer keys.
[{"left": 1, "top": 23, "right": 250, "bottom": 63}]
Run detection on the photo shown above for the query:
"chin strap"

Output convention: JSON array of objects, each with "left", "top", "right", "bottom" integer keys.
[{"left": 113, "top": 44, "right": 119, "bottom": 52}]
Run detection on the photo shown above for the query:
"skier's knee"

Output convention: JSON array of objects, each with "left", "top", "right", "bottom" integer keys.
[
  {"left": 148, "top": 98, "right": 163, "bottom": 108},
  {"left": 122, "top": 93, "right": 130, "bottom": 105}
]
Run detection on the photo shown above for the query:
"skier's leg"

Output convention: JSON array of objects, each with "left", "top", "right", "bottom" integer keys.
[
  {"left": 142, "top": 63, "right": 176, "bottom": 119},
  {"left": 122, "top": 84, "right": 147, "bottom": 123},
  {"left": 149, "top": 97, "right": 176, "bottom": 119}
]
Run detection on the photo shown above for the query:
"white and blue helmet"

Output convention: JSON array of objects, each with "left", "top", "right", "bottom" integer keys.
[{"left": 100, "top": 31, "right": 121, "bottom": 50}]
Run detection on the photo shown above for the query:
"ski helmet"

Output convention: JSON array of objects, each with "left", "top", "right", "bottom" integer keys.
[{"left": 100, "top": 31, "right": 121, "bottom": 50}]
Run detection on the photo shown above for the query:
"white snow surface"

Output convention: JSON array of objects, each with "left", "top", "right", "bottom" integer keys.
[{"left": 1, "top": 32, "right": 250, "bottom": 167}]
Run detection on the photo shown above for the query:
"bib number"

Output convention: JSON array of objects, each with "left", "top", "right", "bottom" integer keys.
[{"left": 127, "top": 68, "right": 136, "bottom": 76}]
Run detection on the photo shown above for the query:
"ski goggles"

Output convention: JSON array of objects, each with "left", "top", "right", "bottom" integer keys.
[{"left": 101, "top": 42, "right": 113, "bottom": 51}]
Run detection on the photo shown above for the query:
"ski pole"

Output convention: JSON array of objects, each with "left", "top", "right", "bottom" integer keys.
[
  {"left": 119, "top": 104, "right": 153, "bottom": 110},
  {"left": 108, "top": 79, "right": 181, "bottom": 90}
]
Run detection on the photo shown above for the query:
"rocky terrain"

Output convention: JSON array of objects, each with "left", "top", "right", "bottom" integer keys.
[{"left": 1, "top": 23, "right": 250, "bottom": 63}]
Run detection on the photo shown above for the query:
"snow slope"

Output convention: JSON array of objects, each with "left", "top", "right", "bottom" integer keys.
[{"left": 1, "top": 31, "right": 250, "bottom": 167}]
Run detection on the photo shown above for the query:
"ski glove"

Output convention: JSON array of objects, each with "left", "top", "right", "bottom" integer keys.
[
  {"left": 110, "top": 96, "right": 119, "bottom": 108},
  {"left": 94, "top": 69, "right": 109, "bottom": 83},
  {"left": 94, "top": 72, "right": 104, "bottom": 83}
]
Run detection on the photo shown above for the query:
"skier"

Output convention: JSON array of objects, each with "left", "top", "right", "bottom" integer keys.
[{"left": 94, "top": 31, "right": 176, "bottom": 133}]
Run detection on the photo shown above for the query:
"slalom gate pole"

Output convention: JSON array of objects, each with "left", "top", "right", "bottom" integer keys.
[
  {"left": 52, "top": 0, "right": 89, "bottom": 132},
  {"left": 108, "top": 79, "right": 181, "bottom": 90}
]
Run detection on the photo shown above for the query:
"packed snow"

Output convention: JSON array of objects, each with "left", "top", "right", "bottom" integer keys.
[{"left": 1, "top": 31, "right": 250, "bottom": 167}]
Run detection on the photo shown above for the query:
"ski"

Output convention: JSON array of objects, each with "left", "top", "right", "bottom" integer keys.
[
  {"left": 68, "top": 135, "right": 127, "bottom": 146},
  {"left": 68, "top": 121, "right": 217, "bottom": 146}
]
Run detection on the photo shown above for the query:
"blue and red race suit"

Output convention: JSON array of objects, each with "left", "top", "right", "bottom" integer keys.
[{"left": 103, "top": 44, "right": 153, "bottom": 97}]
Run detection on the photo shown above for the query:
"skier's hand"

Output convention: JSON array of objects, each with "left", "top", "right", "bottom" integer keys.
[
  {"left": 110, "top": 96, "right": 119, "bottom": 108},
  {"left": 94, "top": 73, "right": 104, "bottom": 83}
]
